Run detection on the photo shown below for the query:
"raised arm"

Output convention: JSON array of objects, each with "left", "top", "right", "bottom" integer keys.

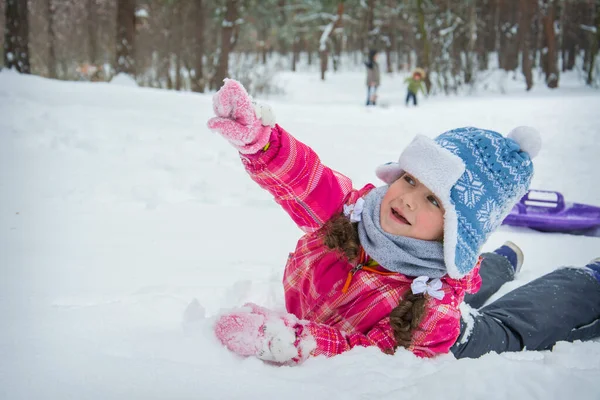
[
  {"left": 207, "top": 79, "right": 353, "bottom": 232},
  {"left": 240, "top": 124, "right": 352, "bottom": 232}
]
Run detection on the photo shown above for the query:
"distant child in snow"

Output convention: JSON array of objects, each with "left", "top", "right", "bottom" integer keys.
[
  {"left": 365, "top": 49, "right": 380, "bottom": 106},
  {"left": 207, "top": 79, "right": 600, "bottom": 365},
  {"left": 404, "top": 68, "right": 426, "bottom": 107}
]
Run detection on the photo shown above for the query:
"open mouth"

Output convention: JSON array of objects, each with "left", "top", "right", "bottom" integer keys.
[{"left": 391, "top": 208, "right": 411, "bottom": 225}]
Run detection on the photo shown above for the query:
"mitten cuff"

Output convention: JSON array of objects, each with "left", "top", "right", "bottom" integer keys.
[
  {"left": 291, "top": 323, "right": 317, "bottom": 364},
  {"left": 237, "top": 124, "right": 273, "bottom": 155}
]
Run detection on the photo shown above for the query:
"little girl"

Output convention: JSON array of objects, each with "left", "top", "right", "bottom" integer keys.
[
  {"left": 404, "top": 68, "right": 426, "bottom": 107},
  {"left": 207, "top": 79, "right": 600, "bottom": 364}
]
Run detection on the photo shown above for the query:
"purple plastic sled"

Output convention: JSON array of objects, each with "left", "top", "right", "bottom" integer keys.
[{"left": 502, "top": 190, "right": 600, "bottom": 236}]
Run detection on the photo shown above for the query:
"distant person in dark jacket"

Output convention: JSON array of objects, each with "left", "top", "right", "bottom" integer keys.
[
  {"left": 404, "top": 68, "right": 427, "bottom": 107},
  {"left": 365, "top": 50, "right": 380, "bottom": 106}
]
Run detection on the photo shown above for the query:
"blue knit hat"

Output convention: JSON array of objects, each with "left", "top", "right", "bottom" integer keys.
[{"left": 375, "top": 126, "right": 541, "bottom": 279}]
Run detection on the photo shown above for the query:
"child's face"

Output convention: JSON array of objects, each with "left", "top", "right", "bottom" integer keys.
[{"left": 380, "top": 173, "right": 444, "bottom": 241}]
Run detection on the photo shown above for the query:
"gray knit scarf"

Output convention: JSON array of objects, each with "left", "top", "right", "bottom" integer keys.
[{"left": 357, "top": 186, "right": 447, "bottom": 278}]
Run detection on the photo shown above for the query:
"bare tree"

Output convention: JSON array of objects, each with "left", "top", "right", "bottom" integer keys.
[
  {"left": 173, "top": 1, "right": 183, "bottom": 91},
  {"left": 191, "top": 0, "right": 205, "bottom": 93},
  {"left": 364, "top": 0, "right": 375, "bottom": 52},
  {"left": 46, "top": 0, "right": 57, "bottom": 78},
  {"left": 384, "top": 0, "right": 398, "bottom": 73},
  {"left": 319, "top": 1, "right": 344, "bottom": 81},
  {"left": 562, "top": 0, "right": 578, "bottom": 71},
  {"left": 541, "top": 0, "right": 559, "bottom": 88},
  {"left": 588, "top": 1, "right": 600, "bottom": 86},
  {"left": 211, "top": 0, "right": 239, "bottom": 90},
  {"left": 115, "top": 0, "right": 136, "bottom": 75},
  {"left": 464, "top": 0, "right": 477, "bottom": 84},
  {"left": 292, "top": 35, "right": 300, "bottom": 72},
  {"left": 499, "top": 1, "right": 519, "bottom": 71},
  {"left": 88, "top": 0, "right": 99, "bottom": 66},
  {"left": 4, "top": 0, "right": 30, "bottom": 73},
  {"left": 415, "top": 0, "right": 431, "bottom": 91},
  {"left": 519, "top": 0, "right": 535, "bottom": 90}
]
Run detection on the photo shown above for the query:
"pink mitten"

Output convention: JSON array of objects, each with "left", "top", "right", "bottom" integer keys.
[
  {"left": 214, "top": 303, "right": 316, "bottom": 364},
  {"left": 207, "top": 79, "right": 275, "bottom": 154}
]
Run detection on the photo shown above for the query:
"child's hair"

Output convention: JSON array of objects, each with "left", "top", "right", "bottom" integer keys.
[{"left": 322, "top": 212, "right": 426, "bottom": 352}]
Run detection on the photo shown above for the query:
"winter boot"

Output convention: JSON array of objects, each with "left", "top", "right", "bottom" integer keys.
[
  {"left": 493, "top": 241, "right": 524, "bottom": 273},
  {"left": 585, "top": 258, "right": 600, "bottom": 284}
]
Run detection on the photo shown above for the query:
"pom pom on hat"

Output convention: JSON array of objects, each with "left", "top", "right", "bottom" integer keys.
[{"left": 507, "top": 126, "right": 541, "bottom": 159}]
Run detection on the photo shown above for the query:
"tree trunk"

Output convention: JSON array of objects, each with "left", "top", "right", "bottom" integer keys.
[
  {"left": 587, "top": 3, "right": 600, "bottom": 85},
  {"left": 464, "top": 0, "right": 477, "bottom": 84},
  {"left": 277, "top": 0, "right": 288, "bottom": 55},
  {"left": 211, "top": 0, "right": 239, "bottom": 90},
  {"left": 416, "top": 0, "right": 431, "bottom": 91},
  {"left": 477, "top": 0, "right": 490, "bottom": 71},
  {"left": 88, "top": 0, "right": 99, "bottom": 66},
  {"left": 542, "top": 0, "right": 559, "bottom": 88},
  {"left": 47, "top": 0, "right": 57, "bottom": 78},
  {"left": 4, "top": 0, "right": 31, "bottom": 73},
  {"left": 319, "top": 1, "right": 344, "bottom": 81},
  {"left": 566, "top": 42, "right": 577, "bottom": 70},
  {"left": 365, "top": 0, "right": 376, "bottom": 52},
  {"left": 500, "top": 1, "right": 519, "bottom": 71},
  {"left": 115, "top": 0, "right": 136, "bottom": 75},
  {"left": 519, "top": 0, "right": 535, "bottom": 90},
  {"left": 191, "top": 0, "right": 205, "bottom": 93},
  {"left": 331, "top": 34, "right": 341, "bottom": 72},
  {"left": 320, "top": 48, "right": 328, "bottom": 80},
  {"left": 494, "top": 0, "right": 501, "bottom": 57},
  {"left": 258, "top": 25, "right": 268, "bottom": 65},
  {"left": 558, "top": 0, "right": 566, "bottom": 72},
  {"left": 174, "top": 2, "right": 183, "bottom": 91},
  {"left": 387, "top": 0, "right": 397, "bottom": 73},
  {"left": 581, "top": 1, "right": 594, "bottom": 73},
  {"left": 292, "top": 36, "right": 300, "bottom": 72}
]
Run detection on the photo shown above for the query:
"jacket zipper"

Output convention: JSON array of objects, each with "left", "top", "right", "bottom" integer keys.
[{"left": 341, "top": 264, "right": 363, "bottom": 293}]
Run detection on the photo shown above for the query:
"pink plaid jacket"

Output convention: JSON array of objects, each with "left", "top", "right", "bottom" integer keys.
[{"left": 241, "top": 125, "right": 482, "bottom": 359}]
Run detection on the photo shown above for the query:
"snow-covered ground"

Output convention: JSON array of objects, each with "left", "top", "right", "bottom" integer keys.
[{"left": 1, "top": 68, "right": 599, "bottom": 399}]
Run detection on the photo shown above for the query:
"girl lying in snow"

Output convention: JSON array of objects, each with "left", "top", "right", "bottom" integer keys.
[{"left": 206, "top": 79, "right": 600, "bottom": 364}]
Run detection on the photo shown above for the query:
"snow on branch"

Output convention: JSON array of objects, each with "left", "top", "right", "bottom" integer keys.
[
  {"left": 319, "top": 22, "right": 334, "bottom": 51},
  {"left": 580, "top": 24, "right": 597, "bottom": 33},
  {"left": 295, "top": 12, "right": 336, "bottom": 23},
  {"left": 438, "top": 16, "right": 463, "bottom": 36},
  {"left": 295, "top": 12, "right": 356, "bottom": 25}
]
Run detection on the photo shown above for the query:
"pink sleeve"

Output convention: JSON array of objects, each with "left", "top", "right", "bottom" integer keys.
[
  {"left": 463, "top": 260, "right": 483, "bottom": 294},
  {"left": 302, "top": 306, "right": 462, "bottom": 359},
  {"left": 304, "top": 318, "right": 397, "bottom": 358},
  {"left": 240, "top": 124, "right": 354, "bottom": 232},
  {"left": 448, "top": 258, "right": 482, "bottom": 295},
  {"left": 409, "top": 299, "right": 462, "bottom": 358}
]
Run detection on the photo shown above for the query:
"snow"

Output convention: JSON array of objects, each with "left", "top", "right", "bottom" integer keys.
[
  {"left": 1, "top": 67, "right": 600, "bottom": 399},
  {"left": 110, "top": 72, "right": 138, "bottom": 87},
  {"left": 135, "top": 8, "right": 149, "bottom": 19}
]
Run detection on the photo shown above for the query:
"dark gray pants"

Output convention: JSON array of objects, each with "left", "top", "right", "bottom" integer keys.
[{"left": 451, "top": 253, "right": 600, "bottom": 359}]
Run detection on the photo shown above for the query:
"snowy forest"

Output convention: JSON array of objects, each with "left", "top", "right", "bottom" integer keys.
[
  {"left": 2, "top": 0, "right": 600, "bottom": 93},
  {"left": 3, "top": 0, "right": 600, "bottom": 94}
]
